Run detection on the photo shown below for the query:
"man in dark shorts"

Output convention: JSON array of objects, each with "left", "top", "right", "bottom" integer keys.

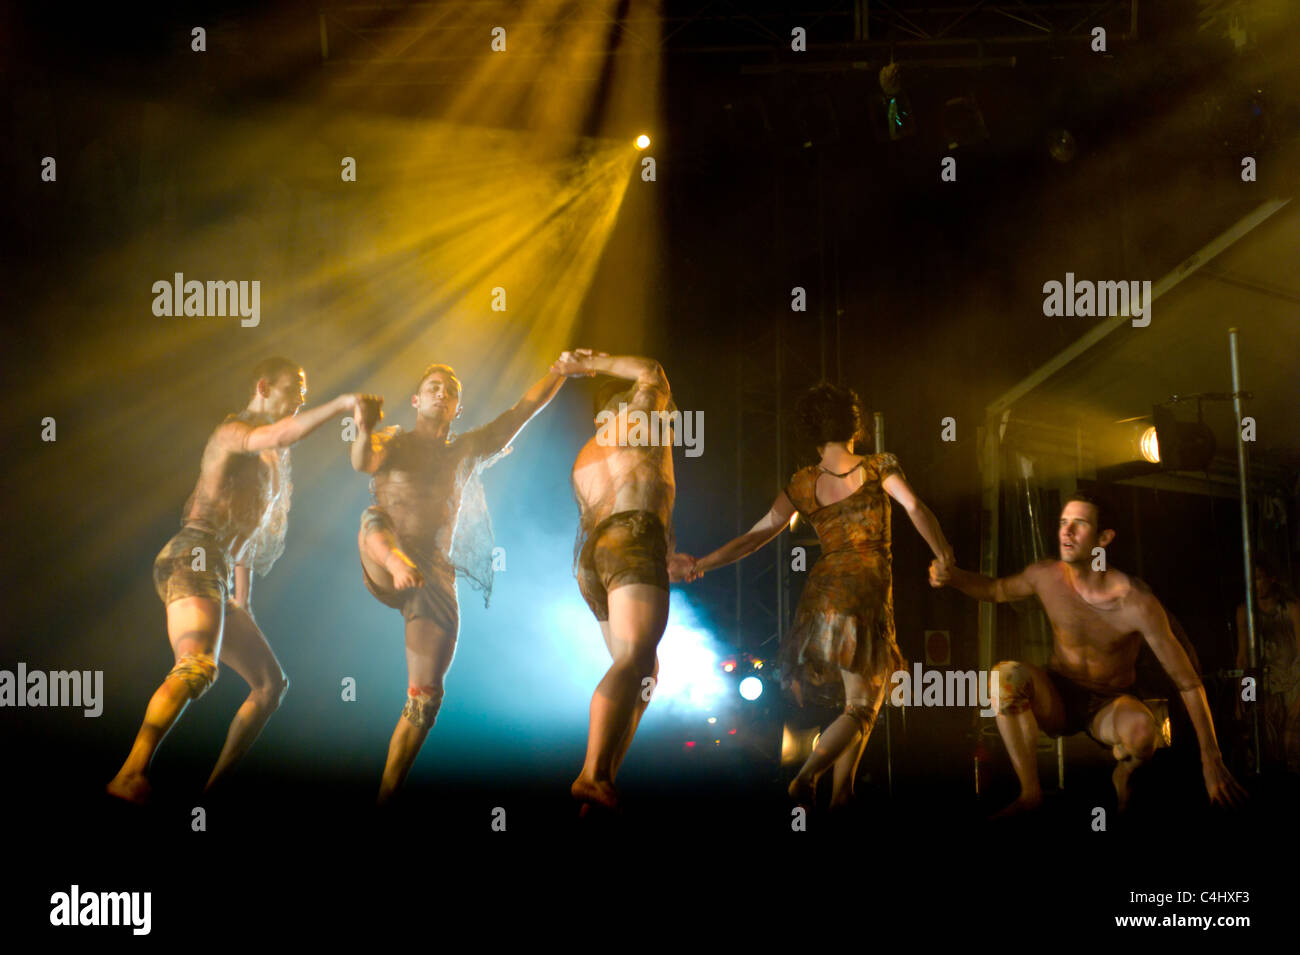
[
  {"left": 107, "top": 357, "right": 371, "bottom": 803},
  {"left": 556, "top": 349, "right": 693, "bottom": 813},
  {"left": 350, "top": 359, "right": 567, "bottom": 804},
  {"left": 931, "top": 492, "right": 1246, "bottom": 814}
]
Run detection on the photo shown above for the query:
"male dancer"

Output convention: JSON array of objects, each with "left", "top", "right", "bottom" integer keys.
[
  {"left": 554, "top": 349, "right": 692, "bottom": 813},
  {"left": 108, "top": 358, "right": 372, "bottom": 803},
  {"left": 931, "top": 492, "right": 1246, "bottom": 813},
  {"left": 351, "top": 359, "right": 567, "bottom": 804}
]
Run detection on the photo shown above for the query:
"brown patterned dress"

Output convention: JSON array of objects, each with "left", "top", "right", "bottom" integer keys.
[{"left": 780, "top": 452, "right": 906, "bottom": 707}]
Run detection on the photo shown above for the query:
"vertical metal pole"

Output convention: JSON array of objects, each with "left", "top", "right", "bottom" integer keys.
[{"left": 1229, "top": 328, "right": 1262, "bottom": 773}]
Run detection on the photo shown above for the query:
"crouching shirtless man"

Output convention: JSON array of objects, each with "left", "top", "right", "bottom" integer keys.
[{"left": 931, "top": 492, "right": 1246, "bottom": 815}]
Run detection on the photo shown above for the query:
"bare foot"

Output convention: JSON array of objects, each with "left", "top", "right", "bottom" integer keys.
[
  {"left": 989, "top": 793, "right": 1043, "bottom": 819},
  {"left": 106, "top": 773, "right": 151, "bottom": 805},
  {"left": 572, "top": 776, "right": 619, "bottom": 811},
  {"left": 385, "top": 551, "right": 423, "bottom": 591},
  {"left": 788, "top": 774, "right": 816, "bottom": 809}
]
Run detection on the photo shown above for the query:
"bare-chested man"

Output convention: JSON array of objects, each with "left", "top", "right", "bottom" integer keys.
[
  {"left": 553, "top": 349, "right": 692, "bottom": 813},
  {"left": 351, "top": 360, "right": 567, "bottom": 804},
  {"left": 931, "top": 492, "right": 1246, "bottom": 814},
  {"left": 108, "top": 357, "right": 371, "bottom": 804}
]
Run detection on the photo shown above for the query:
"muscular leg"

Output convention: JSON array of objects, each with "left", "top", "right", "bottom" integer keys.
[
  {"left": 788, "top": 669, "right": 884, "bottom": 809},
  {"left": 573, "top": 583, "right": 669, "bottom": 810},
  {"left": 376, "top": 615, "right": 456, "bottom": 805},
  {"left": 1090, "top": 695, "right": 1157, "bottom": 811},
  {"left": 991, "top": 660, "right": 1068, "bottom": 817},
  {"left": 203, "top": 603, "right": 289, "bottom": 793},
  {"left": 597, "top": 620, "right": 660, "bottom": 782},
  {"left": 107, "top": 596, "right": 223, "bottom": 804}
]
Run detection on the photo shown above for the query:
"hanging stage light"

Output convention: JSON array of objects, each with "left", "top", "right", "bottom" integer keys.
[
  {"left": 879, "top": 63, "right": 915, "bottom": 141},
  {"left": 1152, "top": 403, "right": 1216, "bottom": 471},
  {"left": 1047, "top": 128, "right": 1077, "bottom": 163},
  {"left": 942, "top": 95, "right": 988, "bottom": 150}
]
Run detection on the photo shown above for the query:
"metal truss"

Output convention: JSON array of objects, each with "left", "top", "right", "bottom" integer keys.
[{"left": 316, "top": 1, "right": 1139, "bottom": 80}]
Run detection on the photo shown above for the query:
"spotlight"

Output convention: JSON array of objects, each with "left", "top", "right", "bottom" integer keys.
[
  {"left": 739, "top": 677, "right": 763, "bottom": 701},
  {"left": 634, "top": 134, "right": 650, "bottom": 149},
  {"left": 1137, "top": 425, "right": 1160, "bottom": 464}
]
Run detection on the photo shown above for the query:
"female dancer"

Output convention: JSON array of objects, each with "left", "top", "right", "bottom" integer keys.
[{"left": 681, "top": 383, "right": 953, "bottom": 808}]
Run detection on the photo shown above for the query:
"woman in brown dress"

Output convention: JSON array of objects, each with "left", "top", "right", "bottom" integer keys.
[{"left": 682, "top": 383, "right": 953, "bottom": 808}]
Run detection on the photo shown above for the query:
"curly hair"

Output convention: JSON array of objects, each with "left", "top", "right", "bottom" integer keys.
[{"left": 795, "top": 382, "right": 869, "bottom": 449}]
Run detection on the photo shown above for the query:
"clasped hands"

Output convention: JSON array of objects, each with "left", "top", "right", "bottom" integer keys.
[{"left": 552, "top": 348, "right": 609, "bottom": 378}]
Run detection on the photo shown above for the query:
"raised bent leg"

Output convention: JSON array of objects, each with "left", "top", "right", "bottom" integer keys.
[
  {"left": 359, "top": 520, "right": 423, "bottom": 592},
  {"left": 204, "top": 603, "right": 289, "bottom": 793},
  {"left": 1090, "top": 695, "right": 1157, "bottom": 811},
  {"left": 107, "top": 596, "right": 224, "bottom": 804},
  {"left": 991, "top": 660, "right": 1067, "bottom": 817},
  {"left": 573, "top": 583, "right": 669, "bottom": 810},
  {"left": 377, "top": 615, "right": 456, "bottom": 805}
]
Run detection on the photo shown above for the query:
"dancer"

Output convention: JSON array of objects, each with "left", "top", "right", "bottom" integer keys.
[
  {"left": 680, "top": 383, "right": 954, "bottom": 810},
  {"left": 558, "top": 349, "right": 690, "bottom": 813},
  {"left": 1236, "top": 556, "right": 1300, "bottom": 773},
  {"left": 352, "top": 359, "right": 566, "bottom": 804},
  {"left": 932, "top": 492, "right": 1247, "bottom": 813},
  {"left": 108, "top": 358, "right": 371, "bottom": 803}
]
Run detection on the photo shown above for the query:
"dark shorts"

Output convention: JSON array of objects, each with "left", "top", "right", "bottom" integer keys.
[
  {"left": 576, "top": 510, "right": 670, "bottom": 622},
  {"left": 359, "top": 506, "right": 459, "bottom": 631},
  {"left": 152, "top": 526, "right": 231, "bottom": 606},
  {"left": 1044, "top": 667, "right": 1137, "bottom": 746}
]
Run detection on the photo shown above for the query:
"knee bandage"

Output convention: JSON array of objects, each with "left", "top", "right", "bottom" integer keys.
[
  {"left": 167, "top": 653, "right": 218, "bottom": 699},
  {"left": 401, "top": 685, "right": 443, "bottom": 729},
  {"left": 993, "top": 662, "right": 1031, "bottom": 716}
]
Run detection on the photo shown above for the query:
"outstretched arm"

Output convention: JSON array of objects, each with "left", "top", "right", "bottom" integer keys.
[
  {"left": 555, "top": 349, "right": 666, "bottom": 389},
  {"left": 472, "top": 368, "right": 567, "bottom": 459},
  {"left": 687, "top": 492, "right": 796, "bottom": 581},
  {"left": 220, "top": 394, "right": 359, "bottom": 453},
  {"left": 1136, "top": 594, "right": 1247, "bottom": 807},
  {"left": 932, "top": 561, "right": 1038, "bottom": 602},
  {"left": 882, "top": 472, "right": 954, "bottom": 568}
]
